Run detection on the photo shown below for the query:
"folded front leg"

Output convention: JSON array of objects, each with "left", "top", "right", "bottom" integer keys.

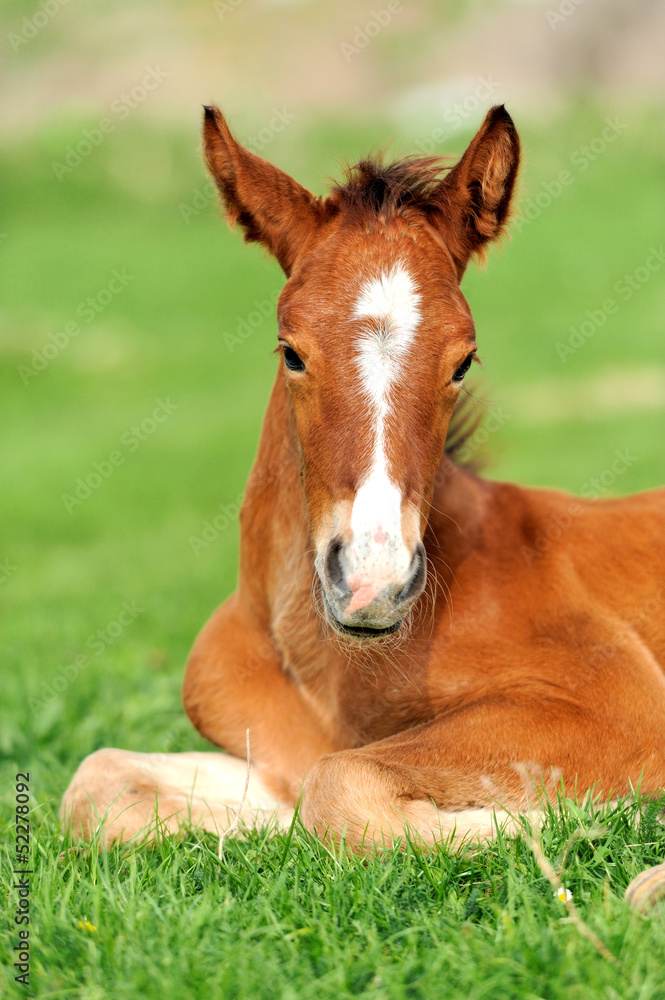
[
  {"left": 183, "top": 593, "right": 344, "bottom": 801},
  {"left": 300, "top": 689, "right": 665, "bottom": 849}
]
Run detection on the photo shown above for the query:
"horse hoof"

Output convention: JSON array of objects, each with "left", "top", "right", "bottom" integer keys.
[{"left": 625, "top": 862, "right": 665, "bottom": 913}]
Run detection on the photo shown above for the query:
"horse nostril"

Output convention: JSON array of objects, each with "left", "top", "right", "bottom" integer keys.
[
  {"left": 398, "top": 544, "right": 427, "bottom": 604},
  {"left": 326, "top": 537, "right": 350, "bottom": 597}
]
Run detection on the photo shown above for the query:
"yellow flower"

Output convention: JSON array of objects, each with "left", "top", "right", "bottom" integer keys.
[{"left": 78, "top": 920, "right": 97, "bottom": 932}]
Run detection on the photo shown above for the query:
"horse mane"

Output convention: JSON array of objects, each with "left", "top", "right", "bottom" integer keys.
[
  {"left": 328, "top": 154, "right": 453, "bottom": 220},
  {"left": 443, "top": 391, "right": 486, "bottom": 471}
]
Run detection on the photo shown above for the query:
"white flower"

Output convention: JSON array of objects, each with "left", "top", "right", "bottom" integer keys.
[{"left": 556, "top": 886, "right": 573, "bottom": 903}]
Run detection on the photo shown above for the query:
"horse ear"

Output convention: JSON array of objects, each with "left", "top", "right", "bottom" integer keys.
[
  {"left": 202, "top": 105, "right": 327, "bottom": 275},
  {"left": 435, "top": 105, "right": 520, "bottom": 279}
]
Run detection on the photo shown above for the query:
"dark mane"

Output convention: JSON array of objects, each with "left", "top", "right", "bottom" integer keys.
[
  {"left": 443, "top": 391, "right": 486, "bottom": 470},
  {"left": 329, "top": 155, "right": 452, "bottom": 219}
]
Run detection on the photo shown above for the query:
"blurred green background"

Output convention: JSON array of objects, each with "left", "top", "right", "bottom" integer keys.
[{"left": 1, "top": 0, "right": 664, "bottom": 807}]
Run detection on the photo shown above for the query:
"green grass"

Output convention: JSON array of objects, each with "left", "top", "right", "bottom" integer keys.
[
  {"left": 1, "top": 104, "right": 665, "bottom": 997},
  {"left": 5, "top": 798, "right": 665, "bottom": 998}
]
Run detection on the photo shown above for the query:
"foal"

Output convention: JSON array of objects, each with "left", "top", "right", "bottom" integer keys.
[{"left": 62, "top": 105, "right": 665, "bottom": 850}]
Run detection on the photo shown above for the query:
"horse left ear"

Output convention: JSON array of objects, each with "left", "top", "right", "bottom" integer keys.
[
  {"left": 202, "top": 105, "right": 327, "bottom": 275},
  {"left": 435, "top": 105, "right": 520, "bottom": 279}
]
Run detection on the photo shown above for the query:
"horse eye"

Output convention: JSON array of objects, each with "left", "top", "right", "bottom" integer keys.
[
  {"left": 452, "top": 353, "right": 475, "bottom": 383},
  {"left": 283, "top": 346, "right": 306, "bottom": 372}
]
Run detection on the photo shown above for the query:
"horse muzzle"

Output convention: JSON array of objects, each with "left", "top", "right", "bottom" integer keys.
[{"left": 319, "top": 538, "right": 427, "bottom": 638}]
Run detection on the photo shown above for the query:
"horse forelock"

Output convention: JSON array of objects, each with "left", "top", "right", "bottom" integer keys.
[{"left": 327, "top": 154, "right": 455, "bottom": 222}]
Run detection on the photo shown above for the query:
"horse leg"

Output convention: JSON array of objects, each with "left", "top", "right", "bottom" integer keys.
[
  {"left": 299, "top": 734, "right": 520, "bottom": 849},
  {"left": 299, "top": 694, "right": 665, "bottom": 849},
  {"left": 61, "top": 592, "right": 340, "bottom": 845},
  {"left": 183, "top": 592, "right": 342, "bottom": 802},
  {"left": 60, "top": 748, "right": 294, "bottom": 845}
]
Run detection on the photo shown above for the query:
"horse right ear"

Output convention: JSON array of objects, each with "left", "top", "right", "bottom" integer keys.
[{"left": 202, "top": 105, "right": 327, "bottom": 276}]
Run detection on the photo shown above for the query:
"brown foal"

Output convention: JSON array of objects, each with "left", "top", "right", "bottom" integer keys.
[{"left": 62, "top": 105, "right": 665, "bottom": 852}]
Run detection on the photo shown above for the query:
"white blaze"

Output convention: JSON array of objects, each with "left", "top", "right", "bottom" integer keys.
[{"left": 347, "top": 264, "right": 421, "bottom": 595}]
